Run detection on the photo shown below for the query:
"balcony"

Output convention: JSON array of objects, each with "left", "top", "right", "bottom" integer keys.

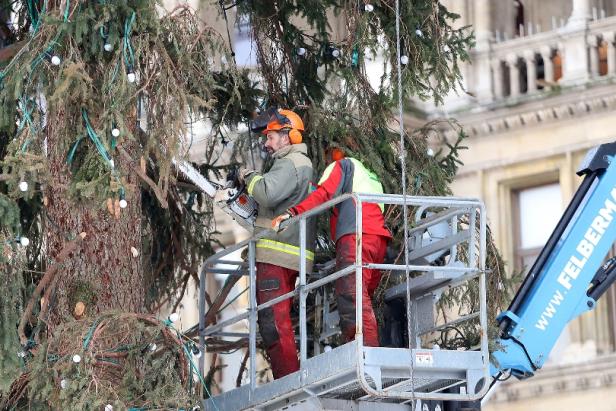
[{"left": 474, "top": 15, "right": 616, "bottom": 104}]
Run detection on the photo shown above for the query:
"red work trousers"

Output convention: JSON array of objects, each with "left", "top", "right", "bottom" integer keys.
[
  {"left": 335, "top": 233, "right": 388, "bottom": 347},
  {"left": 255, "top": 262, "right": 299, "bottom": 379}
]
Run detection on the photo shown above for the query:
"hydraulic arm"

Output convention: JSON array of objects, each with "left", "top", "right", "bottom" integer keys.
[{"left": 492, "top": 142, "right": 616, "bottom": 380}]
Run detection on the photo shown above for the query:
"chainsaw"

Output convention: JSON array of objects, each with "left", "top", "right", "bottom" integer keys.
[{"left": 173, "top": 159, "right": 258, "bottom": 231}]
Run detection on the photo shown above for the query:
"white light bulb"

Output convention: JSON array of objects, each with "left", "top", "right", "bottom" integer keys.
[
  {"left": 297, "top": 47, "right": 306, "bottom": 56},
  {"left": 400, "top": 55, "right": 409, "bottom": 65},
  {"left": 104, "top": 43, "right": 113, "bottom": 52},
  {"left": 17, "top": 351, "right": 26, "bottom": 358},
  {"left": 60, "top": 379, "right": 68, "bottom": 389},
  {"left": 324, "top": 345, "right": 332, "bottom": 352},
  {"left": 331, "top": 49, "right": 340, "bottom": 58},
  {"left": 72, "top": 354, "right": 81, "bottom": 363},
  {"left": 119, "top": 199, "right": 127, "bottom": 209},
  {"left": 105, "top": 405, "right": 113, "bottom": 411},
  {"left": 426, "top": 148, "right": 435, "bottom": 157},
  {"left": 169, "top": 312, "right": 180, "bottom": 323},
  {"left": 111, "top": 128, "right": 120, "bottom": 137},
  {"left": 443, "top": 45, "right": 450, "bottom": 52},
  {"left": 51, "top": 55, "right": 61, "bottom": 66},
  {"left": 364, "top": 4, "right": 374, "bottom": 12},
  {"left": 415, "top": 29, "right": 423, "bottom": 37},
  {"left": 18, "top": 181, "right": 28, "bottom": 192},
  {"left": 149, "top": 343, "right": 157, "bottom": 352},
  {"left": 109, "top": 159, "right": 115, "bottom": 168},
  {"left": 127, "top": 72, "right": 136, "bottom": 83},
  {"left": 19, "top": 237, "right": 30, "bottom": 247}
]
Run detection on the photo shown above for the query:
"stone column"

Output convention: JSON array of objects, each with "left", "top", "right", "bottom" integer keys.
[
  {"left": 569, "top": 0, "right": 591, "bottom": 26},
  {"left": 474, "top": 0, "right": 491, "bottom": 43},
  {"left": 507, "top": 54, "right": 520, "bottom": 97},
  {"left": 491, "top": 60, "right": 504, "bottom": 99},
  {"left": 524, "top": 51, "right": 537, "bottom": 93},
  {"left": 473, "top": 0, "right": 493, "bottom": 102},
  {"left": 589, "top": 36, "right": 600, "bottom": 77},
  {"left": 604, "top": 32, "right": 616, "bottom": 75},
  {"left": 540, "top": 47, "right": 555, "bottom": 88},
  {"left": 561, "top": 0, "right": 590, "bottom": 84}
]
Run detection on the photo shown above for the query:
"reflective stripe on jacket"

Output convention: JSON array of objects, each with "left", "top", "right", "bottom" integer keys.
[
  {"left": 289, "top": 158, "right": 391, "bottom": 242},
  {"left": 245, "top": 143, "right": 316, "bottom": 271}
]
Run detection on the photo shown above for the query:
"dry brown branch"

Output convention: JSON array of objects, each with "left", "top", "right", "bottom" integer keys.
[
  {"left": 18, "top": 232, "right": 87, "bottom": 345},
  {"left": 117, "top": 147, "right": 168, "bottom": 208},
  {"left": 0, "top": 40, "right": 26, "bottom": 63},
  {"left": 236, "top": 349, "right": 249, "bottom": 387},
  {"left": 203, "top": 274, "right": 242, "bottom": 328}
]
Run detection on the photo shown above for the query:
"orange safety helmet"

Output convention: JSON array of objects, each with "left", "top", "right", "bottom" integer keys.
[
  {"left": 330, "top": 147, "right": 345, "bottom": 161},
  {"left": 325, "top": 145, "right": 345, "bottom": 162},
  {"left": 262, "top": 109, "right": 304, "bottom": 144}
]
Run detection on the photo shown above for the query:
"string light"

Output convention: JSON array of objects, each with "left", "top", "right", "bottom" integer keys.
[
  {"left": 364, "top": 4, "right": 374, "bottom": 12},
  {"left": 400, "top": 55, "right": 409, "bottom": 65},
  {"left": 72, "top": 354, "right": 81, "bottom": 363},
  {"left": 105, "top": 405, "right": 113, "bottom": 411},
  {"left": 149, "top": 343, "right": 157, "bottom": 351},
  {"left": 104, "top": 43, "right": 113, "bottom": 52},
  {"left": 111, "top": 128, "right": 120, "bottom": 137},
  {"left": 415, "top": 28, "right": 423, "bottom": 37},
  {"left": 51, "top": 55, "right": 61, "bottom": 66},
  {"left": 60, "top": 379, "right": 68, "bottom": 389},
  {"left": 296, "top": 47, "right": 306, "bottom": 56},
  {"left": 427, "top": 148, "right": 435, "bottom": 156},
  {"left": 127, "top": 72, "right": 136, "bottom": 83},
  {"left": 119, "top": 187, "right": 127, "bottom": 208},
  {"left": 18, "top": 181, "right": 28, "bottom": 192},
  {"left": 169, "top": 312, "right": 180, "bottom": 323},
  {"left": 19, "top": 237, "right": 30, "bottom": 247}
]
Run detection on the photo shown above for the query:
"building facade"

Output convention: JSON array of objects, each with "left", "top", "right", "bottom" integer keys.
[{"left": 428, "top": 1, "right": 616, "bottom": 409}]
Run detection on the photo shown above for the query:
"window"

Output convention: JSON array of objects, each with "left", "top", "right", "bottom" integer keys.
[
  {"left": 514, "top": 0, "right": 525, "bottom": 37},
  {"left": 513, "top": 182, "right": 562, "bottom": 272}
]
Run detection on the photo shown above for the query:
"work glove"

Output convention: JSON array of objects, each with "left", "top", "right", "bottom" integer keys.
[
  {"left": 237, "top": 167, "right": 255, "bottom": 184},
  {"left": 271, "top": 212, "right": 292, "bottom": 232}
]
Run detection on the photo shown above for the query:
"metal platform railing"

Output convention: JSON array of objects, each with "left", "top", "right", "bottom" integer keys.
[{"left": 198, "top": 193, "right": 489, "bottom": 411}]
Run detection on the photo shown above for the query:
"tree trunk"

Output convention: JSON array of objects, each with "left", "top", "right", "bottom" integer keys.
[{"left": 44, "top": 111, "right": 144, "bottom": 327}]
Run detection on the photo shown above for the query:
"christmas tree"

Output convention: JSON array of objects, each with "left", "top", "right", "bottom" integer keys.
[{"left": 0, "top": 0, "right": 511, "bottom": 408}]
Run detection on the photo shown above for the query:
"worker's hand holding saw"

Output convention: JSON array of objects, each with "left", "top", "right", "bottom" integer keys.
[
  {"left": 271, "top": 212, "right": 292, "bottom": 232},
  {"left": 237, "top": 167, "right": 255, "bottom": 184}
]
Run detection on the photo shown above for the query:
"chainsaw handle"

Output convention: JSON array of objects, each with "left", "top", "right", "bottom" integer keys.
[{"left": 227, "top": 182, "right": 246, "bottom": 204}]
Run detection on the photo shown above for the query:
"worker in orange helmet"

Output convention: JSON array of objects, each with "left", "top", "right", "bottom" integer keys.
[
  {"left": 272, "top": 146, "right": 391, "bottom": 347},
  {"left": 238, "top": 107, "right": 316, "bottom": 379}
]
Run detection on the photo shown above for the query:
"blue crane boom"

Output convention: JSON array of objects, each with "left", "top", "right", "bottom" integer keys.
[{"left": 492, "top": 142, "right": 616, "bottom": 380}]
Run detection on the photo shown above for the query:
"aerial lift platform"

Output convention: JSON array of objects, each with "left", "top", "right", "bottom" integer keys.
[
  {"left": 198, "top": 193, "right": 490, "bottom": 410},
  {"left": 190, "top": 142, "right": 616, "bottom": 411}
]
